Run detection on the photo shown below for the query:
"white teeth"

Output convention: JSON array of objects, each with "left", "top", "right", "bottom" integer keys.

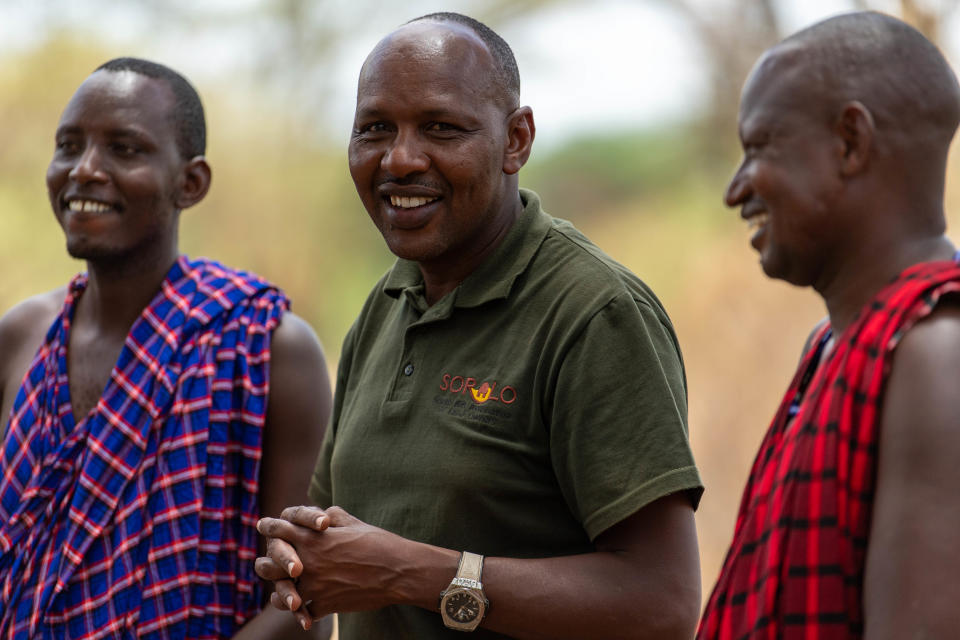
[
  {"left": 390, "top": 195, "right": 438, "bottom": 209},
  {"left": 68, "top": 200, "right": 112, "bottom": 213},
  {"left": 747, "top": 212, "right": 769, "bottom": 230}
]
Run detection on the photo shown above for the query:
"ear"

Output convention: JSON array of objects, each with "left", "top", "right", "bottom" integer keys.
[
  {"left": 176, "top": 156, "right": 212, "bottom": 209},
  {"left": 834, "top": 101, "right": 874, "bottom": 177},
  {"left": 503, "top": 106, "right": 536, "bottom": 175}
]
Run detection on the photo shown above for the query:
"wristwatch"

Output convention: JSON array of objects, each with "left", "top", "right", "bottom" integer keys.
[{"left": 439, "top": 551, "right": 489, "bottom": 631}]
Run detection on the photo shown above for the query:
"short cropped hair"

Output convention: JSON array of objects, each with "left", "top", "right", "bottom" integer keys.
[
  {"left": 408, "top": 12, "right": 521, "bottom": 106},
  {"left": 95, "top": 57, "right": 206, "bottom": 158},
  {"left": 785, "top": 12, "right": 960, "bottom": 136}
]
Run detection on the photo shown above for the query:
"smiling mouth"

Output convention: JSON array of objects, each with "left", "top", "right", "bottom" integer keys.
[
  {"left": 66, "top": 199, "right": 115, "bottom": 214},
  {"left": 746, "top": 212, "right": 769, "bottom": 230},
  {"left": 389, "top": 195, "right": 439, "bottom": 209}
]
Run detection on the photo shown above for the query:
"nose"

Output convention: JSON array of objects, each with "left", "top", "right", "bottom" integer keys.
[
  {"left": 724, "top": 161, "right": 751, "bottom": 208},
  {"left": 380, "top": 129, "right": 429, "bottom": 177},
  {"left": 68, "top": 144, "right": 109, "bottom": 184}
]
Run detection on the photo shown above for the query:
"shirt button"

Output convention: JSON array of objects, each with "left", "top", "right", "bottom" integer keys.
[{"left": 403, "top": 363, "right": 415, "bottom": 376}]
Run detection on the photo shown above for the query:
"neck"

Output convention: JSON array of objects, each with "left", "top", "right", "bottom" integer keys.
[
  {"left": 420, "top": 193, "right": 523, "bottom": 306},
  {"left": 817, "top": 233, "right": 955, "bottom": 335},
  {"left": 77, "top": 244, "right": 179, "bottom": 335}
]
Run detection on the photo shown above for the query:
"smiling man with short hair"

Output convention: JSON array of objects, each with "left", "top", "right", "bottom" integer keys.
[
  {"left": 699, "top": 11, "right": 960, "bottom": 639},
  {"left": 0, "top": 58, "right": 332, "bottom": 639},
  {"left": 256, "top": 13, "right": 703, "bottom": 640}
]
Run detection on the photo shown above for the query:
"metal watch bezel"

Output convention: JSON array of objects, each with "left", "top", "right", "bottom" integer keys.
[{"left": 440, "top": 584, "right": 488, "bottom": 631}]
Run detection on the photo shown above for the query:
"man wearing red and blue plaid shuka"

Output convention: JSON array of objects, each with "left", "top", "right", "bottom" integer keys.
[
  {"left": 699, "top": 12, "right": 960, "bottom": 640},
  {"left": 0, "top": 58, "right": 332, "bottom": 639}
]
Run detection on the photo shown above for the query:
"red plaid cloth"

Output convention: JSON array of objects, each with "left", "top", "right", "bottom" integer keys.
[
  {"left": 698, "top": 259, "right": 960, "bottom": 639},
  {"left": 0, "top": 256, "right": 288, "bottom": 639}
]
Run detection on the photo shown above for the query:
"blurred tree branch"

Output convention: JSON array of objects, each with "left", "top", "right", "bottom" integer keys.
[
  {"left": 20, "top": 0, "right": 960, "bottom": 155},
  {"left": 650, "top": 0, "right": 960, "bottom": 168}
]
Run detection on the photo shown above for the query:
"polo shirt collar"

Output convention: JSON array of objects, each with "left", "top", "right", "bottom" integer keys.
[{"left": 382, "top": 189, "right": 552, "bottom": 309}]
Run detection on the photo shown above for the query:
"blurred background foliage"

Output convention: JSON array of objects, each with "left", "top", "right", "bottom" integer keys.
[{"left": 2, "top": 0, "right": 960, "bottom": 605}]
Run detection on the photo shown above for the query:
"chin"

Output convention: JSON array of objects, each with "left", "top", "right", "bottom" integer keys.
[
  {"left": 759, "top": 253, "right": 792, "bottom": 284},
  {"left": 66, "top": 241, "right": 99, "bottom": 261},
  {"left": 65, "top": 240, "right": 128, "bottom": 264},
  {"left": 761, "top": 259, "right": 816, "bottom": 288},
  {"left": 759, "top": 262, "right": 780, "bottom": 281},
  {"left": 382, "top": 235, "right": 443, "bottom": 264}
]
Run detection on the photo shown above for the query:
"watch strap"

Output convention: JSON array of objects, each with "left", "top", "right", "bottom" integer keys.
[
  {"left": 440, "top": 551, "right": 488, "bottom": 631},
  {"left": 454, "top": 551, "right": 484, "bottom": 587}
]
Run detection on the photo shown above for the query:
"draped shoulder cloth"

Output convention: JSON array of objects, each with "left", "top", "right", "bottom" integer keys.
[
  {"left": 699, "top": 259, "right": 960, "bottom": 640},
  {"left": 0, "top": 256, "right": 289, "bottom": 639}
]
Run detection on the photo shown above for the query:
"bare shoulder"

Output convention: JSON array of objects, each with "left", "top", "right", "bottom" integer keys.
[
  {"left": 0, "top": 288, "right": 67, "bottom": 340},
  {"left": 0, "top": 287, "right": 67, "bottom": 429},
  {"left": 0, "top": 288, "right": 67, "bottom": 380},
  {"left": 886, "top": 301, "right": 960, "bottom": 408},
  {"left": 268, "top": 310, "right": 331, "bottom": 417},
  {"left": 272, "top": 311, "right": 327, "bottom": 358},
  {"left": 882, "top": 301, "right": 960, "bottom": 438},
  {"left": 894, "top": 300, "right": 960, "bottom": 355}
]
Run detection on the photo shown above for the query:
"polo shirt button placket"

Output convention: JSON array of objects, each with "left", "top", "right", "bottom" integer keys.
[{"left": 403, "top": 363, "right": 414, "bottom": 376}]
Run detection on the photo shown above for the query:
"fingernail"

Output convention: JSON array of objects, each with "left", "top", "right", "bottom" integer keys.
[
  {"left": 316, "top": 516, "right": 324, "bottom": 528},
  {"left": 256, "top": 519, "right": 263, "bottom": 532},
  {"left": 287, "top": 561, "right": 295, "bottom": 575},
  {"left": 286, "top": 594, "right": 294, "bottom": 608},
  {"left": 301, "top": 619, "right": 308, "bottom": 630}
]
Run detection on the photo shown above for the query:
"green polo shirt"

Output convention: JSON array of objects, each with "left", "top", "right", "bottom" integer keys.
[{"left": 310, "top": 189, "right": 702, "bottom": 639}]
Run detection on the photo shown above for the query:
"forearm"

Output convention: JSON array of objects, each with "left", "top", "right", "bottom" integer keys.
[
  {"left": 398, "top": 542, "right": 699, "bottom": 640},
  {"left": 259, "top": 496, "right": 700, "bottom": 639},
  {"left": 232, "top": 605, "right": 332, "bottom": 639}
]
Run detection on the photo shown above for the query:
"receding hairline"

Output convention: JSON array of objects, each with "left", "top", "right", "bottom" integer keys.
[
  {"left": 768, "top": 11, "right": 960, "bottom": 138},
  {"left": 410, "top": 12, "right": 520, "bottom": 105},
  {"left": 357, "top": 21, "right": 519, "bottom": 111},
  {"left": 361, "top": 14, "right": 520, "bottom": 110}
]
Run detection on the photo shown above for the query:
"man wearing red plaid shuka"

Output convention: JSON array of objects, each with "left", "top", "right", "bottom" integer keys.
[
  {"left": 699, "top": 11, "right": 960, "bottom": 640},
  {"left": 0, "top": 59, "right": 332, "bottom": 639}
]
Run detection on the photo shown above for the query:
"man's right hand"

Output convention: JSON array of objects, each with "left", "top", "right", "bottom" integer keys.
[
  {"left": 256, "top": 506, "right": 330, "bottom": 629},
  {"left": 256, "top": 505, "right": 437, "bottom": 631}
]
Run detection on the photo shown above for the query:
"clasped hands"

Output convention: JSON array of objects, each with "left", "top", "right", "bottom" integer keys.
[{"left": 255, "top": 505, "right": 397, "bottom": 631}]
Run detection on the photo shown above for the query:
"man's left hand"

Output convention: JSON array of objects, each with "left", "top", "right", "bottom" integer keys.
[{"left": 256, "top": 505, "right": 419, "bottom": 630}]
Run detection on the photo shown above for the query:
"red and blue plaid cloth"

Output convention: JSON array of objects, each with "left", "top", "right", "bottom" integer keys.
[
  {"left": 0, "top": 256, "right": 288, "bottom": 639},
  {"left": 698, "top": 258, "right": 960, "bottom": 640}
]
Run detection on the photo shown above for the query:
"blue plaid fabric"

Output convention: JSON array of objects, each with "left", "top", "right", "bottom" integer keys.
[{"left": 0, "top": 256, "right": 289, "bottom": 639}]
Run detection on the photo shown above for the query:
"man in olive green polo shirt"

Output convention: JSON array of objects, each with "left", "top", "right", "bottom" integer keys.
[{"left": 255, "top": 12, "right": 703, "bottom": 639}]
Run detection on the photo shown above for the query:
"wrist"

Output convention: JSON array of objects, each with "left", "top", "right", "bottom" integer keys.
[
  {"left": 440, "top": 551, "right": 489, "bottom": 631},
  {"left": 389, "top": 539, "right": 461, "bottom": 610}
]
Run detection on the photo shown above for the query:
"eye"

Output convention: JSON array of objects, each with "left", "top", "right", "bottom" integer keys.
[
  {"left": 356, "top": 122, "right": 390, "bottom": 135},
  {"left": 740, "top": 129, "right": 771, "bottom": 156},
  {"left": 110, "top": 142, "right": 141, "bottom": 157},
  {"left": 55, "top": 138, "right": 80, "bottom": 155},
  {"left": 425, "top": 122, "right": 460, "bottom": 133},
  {"left": 740, "top": 139, "right": 765, "bottom": 159}
]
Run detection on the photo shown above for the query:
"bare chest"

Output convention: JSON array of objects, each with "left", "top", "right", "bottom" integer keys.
[{"left": 67, "top": 329, "right": 126, "bottom": 423}]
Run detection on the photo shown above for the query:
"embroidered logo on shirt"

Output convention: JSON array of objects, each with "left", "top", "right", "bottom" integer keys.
[
  {"left": 435, "top": 374, "right": 519, "bottom": 429},
  {"left": 440, "top": 374, "right": 517, "bottom": 404},
  {"left": 470, "top": 384, "right": 492, "bottom": 403}
]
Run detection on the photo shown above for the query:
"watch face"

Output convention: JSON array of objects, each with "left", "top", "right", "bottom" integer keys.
[{"left": 443, "top": 591, "right": 481, "bottom": 623}]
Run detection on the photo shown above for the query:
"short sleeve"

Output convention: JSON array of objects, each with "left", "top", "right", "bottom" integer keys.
[{"left": 549, "top": 292, "right": 702, "bottom": 540}]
